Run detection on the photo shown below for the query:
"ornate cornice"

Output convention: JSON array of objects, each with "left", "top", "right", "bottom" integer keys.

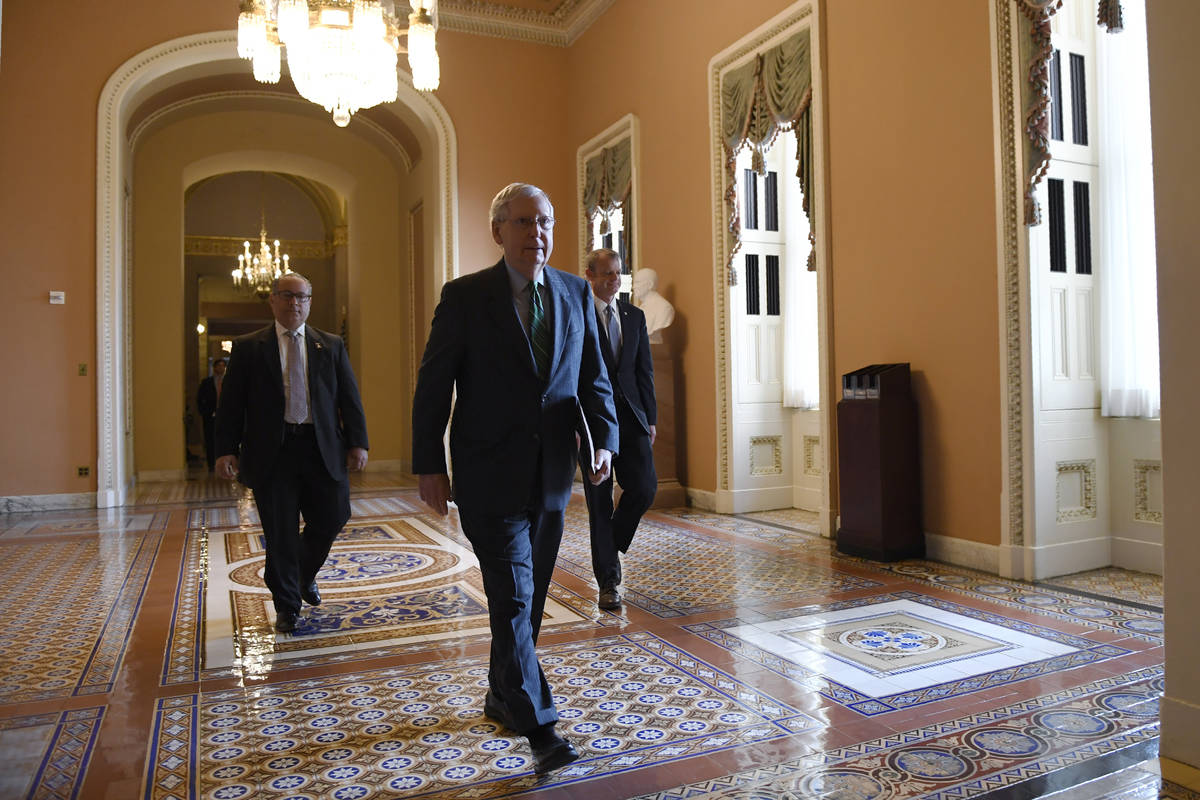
[
  {"left": 184, "top": 235, "right": 333, "bottom": 259},
  {"left": 434, "top": 0, "right": 615, "bottom": 46}
]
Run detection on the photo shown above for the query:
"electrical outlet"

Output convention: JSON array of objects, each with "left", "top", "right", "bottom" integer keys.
[
  {"left": 77, "top": 466, "right": 90, "bottom": 477},
  {"left": 78, "top": 363, "right": 88, "bottom": 376}
]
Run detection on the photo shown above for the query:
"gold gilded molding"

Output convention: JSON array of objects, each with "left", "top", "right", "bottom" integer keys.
[
  {"left": 184, "top": 235, "right": 332, "bottom": 259},
  {"left": 434, "top": 0, "right": 614, "bottom": 46}
]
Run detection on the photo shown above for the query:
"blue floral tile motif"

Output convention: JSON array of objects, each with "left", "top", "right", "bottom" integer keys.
[
  {"left": 967, "top": 728, "right": 1045, "bottom": 757},
  {"left": 145, "top": 632, "right": 819, "bottom": 798},
  {"left": 891, "top": 748, "right": 973, "bottom": 780},
  {"left": 633, "top": 667, "right": 1163, "bottom": 800},
  {"left": 295, "top": 586, "right": 488, "bottom": 634}
]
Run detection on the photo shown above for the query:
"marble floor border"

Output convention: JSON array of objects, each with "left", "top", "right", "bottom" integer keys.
[{"left": 0, "top": 706, "right": 106, "bottom": 800}]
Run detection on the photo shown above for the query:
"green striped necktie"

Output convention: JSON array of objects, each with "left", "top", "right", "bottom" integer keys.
[{"left": 528, "top": 281, "right": 551, "bottom": 380}]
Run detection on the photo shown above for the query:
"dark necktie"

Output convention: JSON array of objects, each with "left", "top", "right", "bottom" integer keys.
[
  {"left": 605, "top": 304, "right": 620, "bottom": 362},
  {"left": 528, "top": 281, "right": 551, "bottom": 380}
]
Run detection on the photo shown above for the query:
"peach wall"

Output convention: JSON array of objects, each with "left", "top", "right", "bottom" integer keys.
[
  {"left": 1147, "top": 0, "right": 1200, "bottom": 768},
  {"left": 564, "top": 0, "right": 794, "bottom": 491},
  {"left": 0, "top": 1, "right": 230, "bottom": 496},
  {"left": 822, "top": 1, "right": 1001, "bottom": 542},
  {"left": 433, "top": 30, "right": 574, "bottom": 275}
]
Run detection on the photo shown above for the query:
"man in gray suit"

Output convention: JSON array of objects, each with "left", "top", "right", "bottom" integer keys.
[{"left": 412, "top": 183, "right": 618, "bottom": 773}]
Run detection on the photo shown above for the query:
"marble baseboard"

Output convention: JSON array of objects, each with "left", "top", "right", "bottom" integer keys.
[
  {"left": 925, "top": 531, "right": 999, "bottom": 573},
  {"left": 1111, "top": 536, "right": 1163, "bottom": 576},
  {"left": 713, "top": 486, "right": 794, "bottom": 514},
  {"left": 686, "top": 487, "right": 716, "bottom": 511},
  {"left": 0, "top": 492, "right": 95, "bottom": 512}
]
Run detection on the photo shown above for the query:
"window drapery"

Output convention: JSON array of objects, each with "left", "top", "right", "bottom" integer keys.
[
  {"left": 583, "top": 137, "right": 632, "bottom": 239},
  {"left": 1096, "top": 0, "right": 1158, "bottom": 418},
  {"left": 719, "top": 29, "right": 813, "bottom": 284}
]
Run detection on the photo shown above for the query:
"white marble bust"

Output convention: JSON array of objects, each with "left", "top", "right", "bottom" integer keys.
[{"left": 633, "top": 268, "right": 674, "bottom": 343}]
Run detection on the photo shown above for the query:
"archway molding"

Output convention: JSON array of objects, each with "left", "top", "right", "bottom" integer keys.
[{"left": 96, "top": 31, "right": 459, "bottom": 507}]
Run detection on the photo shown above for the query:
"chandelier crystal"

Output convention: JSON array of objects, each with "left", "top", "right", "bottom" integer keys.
[
  {"left": 238, "top": 0, "right": 440, "bottom": 127},
  {"left": 232, "top": 212, "right": 292, "bottom": 300}
]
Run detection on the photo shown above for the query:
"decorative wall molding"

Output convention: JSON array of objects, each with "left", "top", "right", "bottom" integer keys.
[
  {"left": 184, "top": 235, "right": 331, "bottom": 259},
  {"left": 1133, "top": 458, "right": 1163, "bottom": 524},
  {"left": 1055, "top": 459, "right": 1097, "bottom": 523},
  {"left": 803, "top": 435, "right": 821, "bottom": 476},
  {"left": 749, "top": 435, "right": 783, "bottom": 477},
  {"left": 436, "top": 0, "right": 615, "bottom": 47},
  {"left": 994, "top": 0, "right": 1031, "bottom": 554}
]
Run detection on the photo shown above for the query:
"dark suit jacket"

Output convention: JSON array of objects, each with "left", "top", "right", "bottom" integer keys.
[
  {"left": 215, "top": 324, "right": 369, "bottom": 490},
  {"left": 411, "top": 259, "right": 619, "bottom": 515},
  {"left": 598, "top": 298, "right": 656, "bottom": 436},
  {"left": 197, "top": 376, "right": 219, "bottom": 419}
]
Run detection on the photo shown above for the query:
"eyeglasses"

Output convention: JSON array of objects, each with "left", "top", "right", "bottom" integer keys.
[
  {"left": 274, "top": 291, "right": 312, "bottom": 303},
  {"left": 505, "top": 215, "right": 556, "bottom": 231}
]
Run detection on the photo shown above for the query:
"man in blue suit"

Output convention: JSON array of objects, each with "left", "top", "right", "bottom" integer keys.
[
  {"left": 581, "top": 248, "right": 657, "bottom": 610},
  {"left": 412, "top": 183, "right": 618, "bottom": 773}
]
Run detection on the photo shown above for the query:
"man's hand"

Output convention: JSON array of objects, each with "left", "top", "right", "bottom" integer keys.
[
  {"left": 347, "top": 447, "right": 368, "bottom": 472},
  {"left": 590, "top": 449, "right": 614, "bottom": 484},
  {"left": 215, "top": 454, "right": 239, "bottom": 481},
  {"left": 418, "top": 473, "right": 452, "bottom": 515},
  {"left": 649, "top": 424, "right": 657, "bottom": 446}
]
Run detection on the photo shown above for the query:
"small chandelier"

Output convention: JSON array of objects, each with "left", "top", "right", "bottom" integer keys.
[
  {"left": 232, "top": 211, "right": 292, "bottom": 299},
  {"left": 238, "top": 0, "right": 440, "bottom": 128}
]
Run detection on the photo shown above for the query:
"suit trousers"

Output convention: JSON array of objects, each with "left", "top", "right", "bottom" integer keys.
[
  {"left": 202, "top": 416, "right": 216, "bottom": 471},
  {"left": 580, "top": 402, "right": 657, "bottom": 589},
  {"left": 457, "top": 503, "right": 565, "bottom": 733},
  {"left": 251, "top": 428, "right": 351, "bottom": 615}
]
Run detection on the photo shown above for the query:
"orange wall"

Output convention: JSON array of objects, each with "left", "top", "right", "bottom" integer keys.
[
  {"left": 434, "top": 30, "right": 574, "bottom": 275},
  {"left": 0, "top": 1, "right": 229, "bottom": 496},
  {"left": 822, "top": 1, "right": 1002, "bottom": 542},
  {"left": 566, "top": 0, "right": 795, "bottom": 491}
]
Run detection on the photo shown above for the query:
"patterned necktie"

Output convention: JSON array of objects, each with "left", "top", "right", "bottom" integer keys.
[
  {"left": 528, "top": 281, "right": 551, "bottom": 380},
  {"left": 606, "top": 304, "right": 620, "bottom": 362},
  {"left": 286, "top": 331, "right": 308, "bottom": 423}
]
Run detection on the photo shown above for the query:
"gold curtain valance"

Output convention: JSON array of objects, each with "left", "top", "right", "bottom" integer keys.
[
  {"left": 583, "top": 137, "right": 632, "bottom": 234},
  {"left": 720, "top": 29, "right": 814, "bottom": 283}
]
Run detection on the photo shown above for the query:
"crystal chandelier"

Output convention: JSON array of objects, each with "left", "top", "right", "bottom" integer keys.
[
  {"left": 232, "top": 211, "right": 292, "bottom": 299},
  {"left": 238, "top": 0, "right": 440, "bottom": 127}
]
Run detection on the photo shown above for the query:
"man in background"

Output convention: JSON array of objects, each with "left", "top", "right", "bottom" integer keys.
[
  {"left": 196, "top": 357, "right": 226, "bottom": 472},
  {"left": 581, "top": 248, "right": 657, "bottom": 609},
  {"left": 215, "top": 272, "right": 369, "bottom": 633}
]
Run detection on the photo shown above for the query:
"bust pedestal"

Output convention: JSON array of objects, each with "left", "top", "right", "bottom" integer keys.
[{"left": 650, "top": 342, "right": 686, "bottom": 507}]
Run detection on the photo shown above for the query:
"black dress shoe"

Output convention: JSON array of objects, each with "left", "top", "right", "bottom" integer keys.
[
  {"left": 483, "top": 690, "right": 515, "bottom": 730},
  {"left": 274, "top": 610, "right": 299, "bottom": 633},
  {"left": 301, "top": 582, "right": 322, "bottom": 606},
  {"left": 528, "top": 729, "right": 579, "bottom": 774}
]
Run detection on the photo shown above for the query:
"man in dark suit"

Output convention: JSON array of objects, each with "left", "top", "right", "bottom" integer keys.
[
  {"left": 412, "top": 183, "right": 618, "bottom": 774},
  {"left": 581, "top": 248, "right": 657, "bottom": 610},
  {"left": 196, "top": 357, "right": 226, "bottom": 472},
  {"left": 215, "top": 272, "right": 369, "bottom": 634}
]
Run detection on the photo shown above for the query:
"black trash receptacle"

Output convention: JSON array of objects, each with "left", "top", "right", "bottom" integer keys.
[{"left": 836, "top": 363, "right": 923, "bottom": 561}]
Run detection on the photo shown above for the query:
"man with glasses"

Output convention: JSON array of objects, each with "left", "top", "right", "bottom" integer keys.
[
  {"left": 412, "top": 182, "right": 618, "bottom": 773},
  {"left": 215, "top": 272, "right": 369, "bottom": 634}
]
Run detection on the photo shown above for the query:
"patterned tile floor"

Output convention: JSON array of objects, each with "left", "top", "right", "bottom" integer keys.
[{"left": 0, "top": 473, "right": 1183, "bottom": 799}]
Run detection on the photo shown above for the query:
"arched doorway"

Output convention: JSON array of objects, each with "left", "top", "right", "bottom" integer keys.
[{"left": 95, "top": 31, "right": 459, "bottom": 507}]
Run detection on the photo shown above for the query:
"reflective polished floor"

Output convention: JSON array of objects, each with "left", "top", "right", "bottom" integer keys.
[{"left": 0, "top": 473, "right": 1187, "bottom": 799}]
